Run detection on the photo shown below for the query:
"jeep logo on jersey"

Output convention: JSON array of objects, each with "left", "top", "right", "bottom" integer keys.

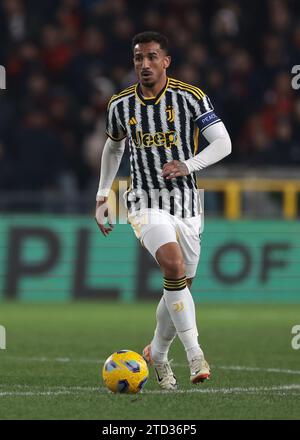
[{"left": 132, "top": 130, "right": 178, "bottom": 149}]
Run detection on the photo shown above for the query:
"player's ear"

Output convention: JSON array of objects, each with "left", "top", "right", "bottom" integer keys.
[{"left": 164, "top": 56, "right": 171, "bottom": 69}]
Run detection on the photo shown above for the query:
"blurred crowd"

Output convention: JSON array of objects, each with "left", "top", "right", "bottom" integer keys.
[{"left": 0, "top": 0, "right": 299, "bottom": 199}]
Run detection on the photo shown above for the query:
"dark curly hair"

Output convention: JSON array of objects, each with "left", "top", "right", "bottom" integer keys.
[{"left": 132, "top": 31, "right": 169, "bottom": 54}]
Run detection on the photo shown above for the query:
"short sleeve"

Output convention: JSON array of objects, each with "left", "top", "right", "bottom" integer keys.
[
  {"left": 106, "top": 101, "right": 127, "bottom": 141},
  {"left": 191, "top": 94, "right": 221, "bottom": 133}
]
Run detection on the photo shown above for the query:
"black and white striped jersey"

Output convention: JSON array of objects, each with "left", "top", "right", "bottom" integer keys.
[{"left": 106, "top": 77, "right": 221, "bottom": 218}]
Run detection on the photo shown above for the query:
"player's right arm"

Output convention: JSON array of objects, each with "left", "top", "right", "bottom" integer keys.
[
  {"left": 95, "top": 137, "right": 126, "bottom": 236},
  {"left": 95, "top": 98, "right": 127, "bottom": 236}
]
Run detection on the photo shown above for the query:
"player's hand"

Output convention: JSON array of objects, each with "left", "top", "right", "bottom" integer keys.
[
  {"left": 95, "top": 198, "right": 114, "bottom": 237},
  {"left": 161, "top": 160, "right": 189, "bottom": 179}
]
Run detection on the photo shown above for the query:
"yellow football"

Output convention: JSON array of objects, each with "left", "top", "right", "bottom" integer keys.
[{"left": 102, "top": 349, "right": 149, "bottom": 394}]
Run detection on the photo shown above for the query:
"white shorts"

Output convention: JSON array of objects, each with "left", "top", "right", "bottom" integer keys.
[{"left": 128, "top": 208, "right": 202, "bottom": 278}]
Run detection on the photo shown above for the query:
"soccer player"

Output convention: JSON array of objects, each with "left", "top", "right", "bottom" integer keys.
[{"left": 95, "top": 31, "right": 231, "bottom": 390}]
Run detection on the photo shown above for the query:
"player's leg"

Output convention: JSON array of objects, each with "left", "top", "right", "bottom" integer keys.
[
  {"left": 144, "top": 266, "right": 209, "bottom": 388},
  {"left": 143, "top": 224, "right": 209, "bottom": 385},
  {"left": 142, "top": 293, "right": 178, "bottom": 390},
  {"left": 147, "top": 294, "right": 176, "bottom": 363},
  {"left": 155, "top": 242, "right": 205, "bottom": 367},
  {"left": 142, "top": 248, "right": 195, "bottom": 388},
  {"left": 147, "top": 248, "right": 195, "bottom": 366},
  {"left": 131, "top": 210, "right": 208, "bottom": 387},
  {"left": 129, "top": 209, "right": 178, "bottom": 366},
  {"left": 173, "top": 216, "right": 210, "bottom": 383},
  {"left": 140, "top": 223, "right": 180, "bottom": 390}
]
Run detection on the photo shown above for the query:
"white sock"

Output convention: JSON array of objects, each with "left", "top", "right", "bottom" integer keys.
[
  {"left": 180, "top": 328, "right": 203, "bottom": 362},
  {"left": 163, "top": 277, "right": 203, "bottom": 362},
  {"left": 151, "top": 296, "right": 176, "bottom": 363}
]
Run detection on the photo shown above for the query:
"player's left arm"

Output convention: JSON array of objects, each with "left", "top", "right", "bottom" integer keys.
[
  {"left": 184, "top": 120, "right": 231, "bottom": 174},
  {"left": 162, "top": 96, "right": 231, "bottom": 179}
]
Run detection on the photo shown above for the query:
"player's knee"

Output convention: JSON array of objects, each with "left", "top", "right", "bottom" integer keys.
[{"left": 162, "top": 256, "right": 185, "bottom": 279}]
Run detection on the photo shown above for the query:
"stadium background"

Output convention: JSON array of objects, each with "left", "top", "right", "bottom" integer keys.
[
  {"left": 0, "top": 0, "right": 299, "bottom": 303},
  {"left": 0, "top": 0, "right": 300, "bottom": 420}
]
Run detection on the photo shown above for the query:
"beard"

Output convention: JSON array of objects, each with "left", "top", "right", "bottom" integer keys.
[{"left": 141, "top": 78, "right": 155, "bottom": 88}]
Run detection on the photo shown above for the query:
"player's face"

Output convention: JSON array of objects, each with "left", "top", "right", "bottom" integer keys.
[{"left": 133, "top": 42, "right": 171, "bottom": 88}]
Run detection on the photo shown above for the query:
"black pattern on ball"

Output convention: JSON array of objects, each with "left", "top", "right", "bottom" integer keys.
[{"left": 117, "top": 379, "right": 129, "bottom": 393}]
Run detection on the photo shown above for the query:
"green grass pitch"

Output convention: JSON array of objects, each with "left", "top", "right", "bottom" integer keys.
[{"left": 0, "top": 302, "right": 299, "bottom": 420}]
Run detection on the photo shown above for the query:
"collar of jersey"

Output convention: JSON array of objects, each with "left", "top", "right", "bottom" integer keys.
[{"left": 135, "top": 78, "right": 169, "bottom": 106}]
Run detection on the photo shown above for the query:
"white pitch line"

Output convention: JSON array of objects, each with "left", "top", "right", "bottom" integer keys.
[
  {"left": 2, "top": 355, "right": 300, "bottom": 376},
  {"left": 0, "top": 386, "right": 101, "bottom": 397},
  {"left": 0, "top": 384, "right": 300, "bottom": 397},
  {"left": 142, "top": 384, "right": 300, "bottom": 395},
  {"left": 216, "top": 365, "right": 300, "bottom": 375},
  {"left": 1, "top": 355, "right": 100, "bottom": 364},
  {"left": 0, "top": 384, "right": 92, "bottom": 389},
  {"left": 0, "top": 391, "right": 76, "bottom": 397}
]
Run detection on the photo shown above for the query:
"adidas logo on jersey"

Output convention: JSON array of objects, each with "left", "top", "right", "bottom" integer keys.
[{"left": 129, "top": 117, "right": 137, "bottom": 125}]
